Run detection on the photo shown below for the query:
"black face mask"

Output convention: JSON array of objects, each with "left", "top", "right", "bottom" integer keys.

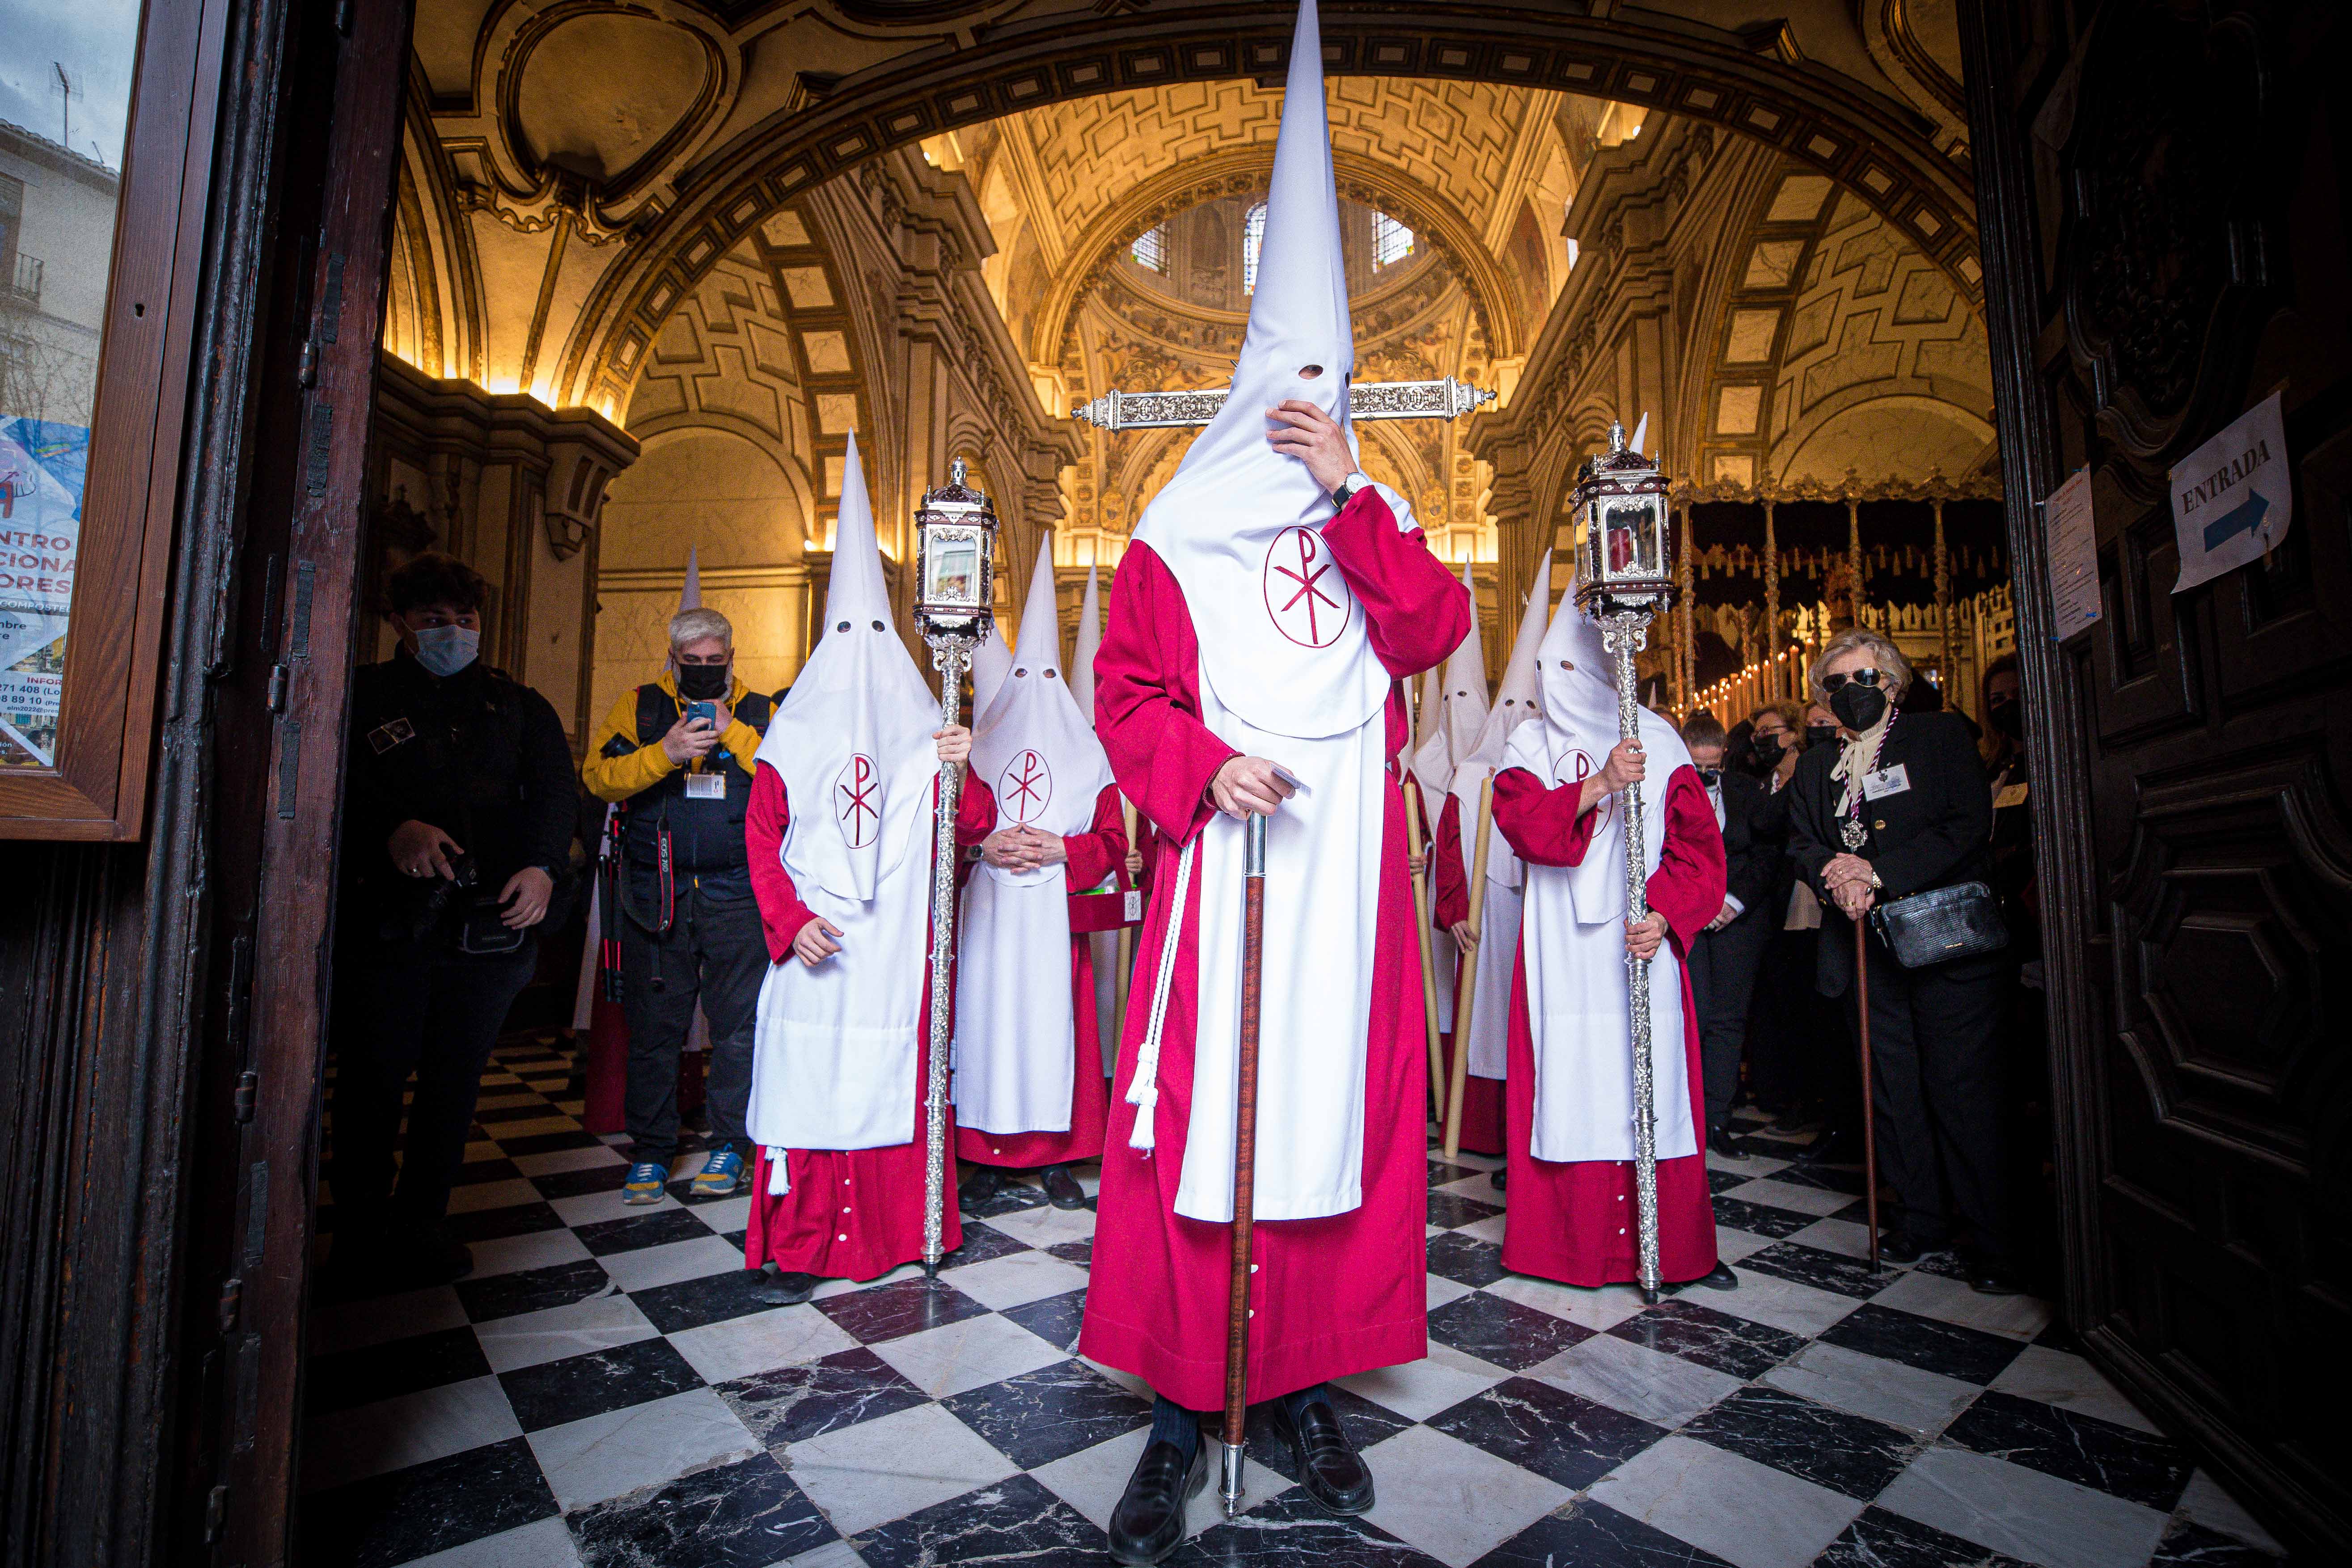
[
  {"left": 1830, "top": 683, "right": 1888, "bottom": 733},
  {"left": 1697, "top": 766, "right": 1722, "bottom": 788},
  {"left": 1805, "top": 722, "right": 1841, "bottom": 751},
  {"left": 1988, "top": 698, "right": 2023, "bottom": 740},
  {"left": 676, "top": 663, "right": 730, "bottom": 702},
  {"left": 1749, "top": 736, "right": 1785, "bottom": 772}
]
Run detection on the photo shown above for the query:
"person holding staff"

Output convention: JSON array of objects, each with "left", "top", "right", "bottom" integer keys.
[
  {"left": 1078, "top": 3, "right": 1469, "bottom": 1555},
  {"left": 1492, "top": 594, "right": 1734, "bottom": 1290}
]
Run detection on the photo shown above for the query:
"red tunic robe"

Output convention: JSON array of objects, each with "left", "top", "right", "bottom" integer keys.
[
  {"left": 1431, "top": 790, "right": 1507, "bottom": 1156},
  {"left": 1494, "top": 765, "right": 1726, "bottom": 1286},
  {"left": 956, "top": 782, "right": 1129, "bottom": 1169},
  {"left": 741, "top": 763, "right": 995, "bottom": 1281},
  {"left": 1079, "top": 490, "right": 1468, "bottom": 1410}
]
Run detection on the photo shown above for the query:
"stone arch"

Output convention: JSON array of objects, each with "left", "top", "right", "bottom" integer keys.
[{"left": 547, "top": 9, "right": 1976, "bottom": 411}]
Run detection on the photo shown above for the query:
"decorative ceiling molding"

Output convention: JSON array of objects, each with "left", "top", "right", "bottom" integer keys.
[
  {"left": 1863, "top": 0, "right": 1968, "bottom": 147},
  {"left": 552, "top": 4, "right": 1978, "bottom": 410}
]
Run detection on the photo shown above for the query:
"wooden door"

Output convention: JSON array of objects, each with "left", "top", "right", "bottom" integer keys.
[{"left": 1961, "top": 0, "right": 2350, "bottom": 1554}]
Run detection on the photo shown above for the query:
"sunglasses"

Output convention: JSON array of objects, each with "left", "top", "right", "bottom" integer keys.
[{"left": 1820, "top": 668, "right": 1887, "bottom": 693}]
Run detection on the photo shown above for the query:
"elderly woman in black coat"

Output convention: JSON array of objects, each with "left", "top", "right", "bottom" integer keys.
[{"left": 1786, "top": 627, "right": 2017, "bottom": 1294}]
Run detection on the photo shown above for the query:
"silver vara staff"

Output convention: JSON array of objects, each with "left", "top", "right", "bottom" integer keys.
[{"left": 1072, "top": 375, "right": 1496, "bottom": 431}]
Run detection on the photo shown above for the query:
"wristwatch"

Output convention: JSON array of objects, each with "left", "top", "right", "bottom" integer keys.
[{"left": 1329, "top": 473, "right": 1366, "bottom": 510}]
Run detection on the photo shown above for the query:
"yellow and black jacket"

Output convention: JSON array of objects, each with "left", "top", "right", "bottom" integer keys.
[{"left": 580, "top": 673, "right": 772, "bottom": 931}]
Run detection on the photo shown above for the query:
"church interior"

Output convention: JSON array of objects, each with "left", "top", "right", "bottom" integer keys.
[{"left": 1, "top": 1, "right": 2345, "bottom": 1566}]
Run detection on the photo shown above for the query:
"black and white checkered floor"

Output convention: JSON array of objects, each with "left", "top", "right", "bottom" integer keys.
[{"left": 301, "top": 1041, "right": 2290, "bottom": 1568}]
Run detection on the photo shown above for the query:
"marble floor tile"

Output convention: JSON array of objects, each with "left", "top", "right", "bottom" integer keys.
[
  {"left": 527, "top": 1386, "right": 760, "bottom": 1513},
  {"left": 940, "top": 1357, "right": 1149, "bottom": 1469},
  {"left": 665, "top": 1303, "right": 862, "bottom": 1387},
  {"left": 1607, "top": 1298, "right": 1806, "bottom": 1381},
  {"left": 937, "top": 1219, "right": 1032, "bottom": 1267},
  {"left": 1435, "top": 1171, "right": 1508, "bottom": 1203},
  {"left": 550, "top": 1186, "right": 677, "bottom": 1228},
  {"left": 500, "top": 1336, "right": 706, "bottom": 1432},
  {"left": 301, "top": 1375, "right": 523, "bottom": 1493},
  {"left": 575, "top": 1209, "right": 714, "bottom": 1257},
  {"left": 309, "top": 1286, "right": 469, "bottom": 1356},
  {"left": 1426, "top": 1374, "right": 1666, "bottom": 1491},
  {"left": 1735, "top": 1241, "right": 1903, "bottom": 1301},
  {"left": 1782, "top": 1216, "right": 1902, "bottom": 1264},
  {"left": 716, "top": 1346, "right": 931, "bottom": 1448},
  {"left": 1424, "top": 1230, "right": 1510, "bottom": 1288},
  {"left": 808, "top": 1263, "right": 923, "bottom": 1303},
  {"left": 691, "top": 1195, "right": 753, "bottom": 1236},
  {"left": 447, "top": 1178, "right": 546, "bottom": 1216},
  {"left": 1472, "top": 1498, "right": 1737, "bottom": 1567},
  {"left": 398, "top": 1515, "right": 580, "bottom": 1568},
  {"left": 1942, "top": 1389, "right": 2191, "bottom": 1510},
  {"left": 1457, "top": 1212, "right": 1511, "bottom": 1246},
  {"left": 527, "top": 1162, "right": 632, "bottom": 1202},
  {"left": 1429, "top": 1190, "right": 1505, "bottom": 1229},
  {"left": 851, "top": 1471, "right": 1107, "bottom": 1568},
  {"left": 1426, "top": 1290, "right": 1594, "bottom": 1370},
  {"left": 1715, "top": 1226, "right": 1777, "bottom": 1265},
  {"left": 1358, "top": 1421, "right": 1574, "bottom": 1568},
  {"left": 1484, "top": 1272, "right": 1652, "bottom": 1332},
  {"left": 1029, "top": 1428, "right": 1288, "bottom": 1541},
  {"left": 1427, "top": 1273, "right": 1476, "bottom": 1311},
  {"left": 983, "top": 1202, "right": 1097, "bottom": 1250},
  {"left": 1990, "top": 1344, "right": 2160, "bottom": 1435},
  {"left": 467, "top": 1228, "right": 594, "bottom": 1280},
  {"left": 482, "top": 1116, "right": 584, "bottom": 1141},
  {"left": 309, "top": 1326, "right": 493, "bottom": 1416},
  {"left": 870, "top": 1310, "right": 1062, "bottom": 1399},
  {"left": 596, "top": 1235, "right": 743, "bottom": 1294},
  {"left": 566, "top": 1449, "right": 835, "bottom": 1568},
  {"left": 1870, "top": 1267, "right": 2054, "bottom": 1340},
  {"left": 1707, "top": 1147, "right": 1790, "bottom": 1177},
  {"left": 1703, "top": 1266, "right": 1865, "bottom": 1338},
  {"left": 1815, "top": 1505, "right": 2035, "bottom": 1568},
  {"left": 627, "top": 1264, "right": 837, "bottom": 1336},
  {"left": 1536, "top": 1327, "right": 1744, "bottom": 1429},
  {"left": 1876, "top": 1445, "right": 2169, "bottom": 1568},
  {"left": 1709, "top": 1197, "right": 1818, "bottom": 1241},
  {"left": 1760, "top": 1340, "right": 1980, "bottom": 1439},
  {"left": 938, "top": 1247, "right": 1091, "bottom": 1310},
  {"left": 512, "top": 1145, "right": 624, "bottom": 1180},
  {"left": 1818, "top": 1303, "right": 2026, "bottom": 1386},
  {"left": 1589, "top": 1434, "right": 1867, "bottom": 1568},
  {"left": 1715, "top": 1177, "right": 1855, "bottom": 1218},
  {"left": 1170, "top": 1483, "right": 1444, "bottom": 1566},
  {"left": 476, "top": 1292, "right": 657, "bottom": 1375},
  {"left": 446, "top": 1201, "right": 569, "bottom": 1245},
  {"left": 299, "top": 1437, "right": 557, "bottom": 1568},
  {"left": 998, "top": 1286, "right": 1088, "bottom": 1356},
  {"left": 779, "top": 1399, "right": 1018, "bottom": 1538},
  {"left": 456, "top": 1259, "right": 614, "bottom": 1324},
  {"left": 1337, "top": 1342, "right": 1512, "bottom": 1422},
  {"left": 2172, "top": 1468, "right": 2287, "bottom": 1555},
  {"left": 1679, "top": 1385, "right": 1919, "bottom": 1500},
  {"left": 812, "top": 1276, "right": 990, "bottom": 1344},
  {"left": 773, "top": 1543, "right": 867, "bottom": 1568},
  {"left": 2148, "top": 1520, "right": 2283, "bottom": 1567}
]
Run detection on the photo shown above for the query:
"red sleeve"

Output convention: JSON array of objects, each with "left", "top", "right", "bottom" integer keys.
[
  {"left": 1321, "top": 487, "right": 1473, "bottom": 679},
  {"left": 953, "top": 775, "right": 995, "bottom": 886},
  {"left": 1063, "top": 782, "right": 1128, "bottom": 891},
  {"left": 1095, "top": 543, "right": 1235, "bottom": 849},
  {"left": 1650, "top": 767, "right": 1730, "bottom": 956},
  {"left": 1493, "top": 765, "right": 1601, "bottom": 867},
  {"left": 748, "top": 762, "right": 815, "bottom": 964},
  {"left": 1432, "top": 789, "right": 1469, "bottom": 927}
]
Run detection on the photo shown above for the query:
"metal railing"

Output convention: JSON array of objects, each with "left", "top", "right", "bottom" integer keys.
[{"left": 2, "top": 254, "right": 42, "bottom": 308}]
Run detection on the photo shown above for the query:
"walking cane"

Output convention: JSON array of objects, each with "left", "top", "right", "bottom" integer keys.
[
  {"left": 1221, "top": 811, "right": 1269, "bottom": 1518},
  {"left": 1404, "top": 784, "right": 1446, "bottom": 1123},
  {"left": 1443, "top": 775, "right": 1493, "bottom": 1160},
  {"left": 1855, "top": 917, "right": 1880, "bottom": 1269}
]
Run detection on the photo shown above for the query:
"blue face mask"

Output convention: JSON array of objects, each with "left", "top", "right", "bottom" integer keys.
[{"left": 411, "top": 623, "right": 480, "bottom": 678}]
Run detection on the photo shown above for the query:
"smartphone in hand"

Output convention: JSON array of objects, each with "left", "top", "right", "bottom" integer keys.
[{"left": 685, "top": 700, "right": 718, "bottom": 728}]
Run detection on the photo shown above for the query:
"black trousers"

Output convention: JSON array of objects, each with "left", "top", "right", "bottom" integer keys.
[
  {"left": 620, "top": 885, "right": 763, "bottom": 1165},
  {"left": 1847, "top": 936, "right": 2009, "bottom": 1264},
  {"left": 1688, "top": 913, "right": 1772, "bottom": 1133},
  {"left": 330, "top": 936, "right": 538, "bottom": 1232}
]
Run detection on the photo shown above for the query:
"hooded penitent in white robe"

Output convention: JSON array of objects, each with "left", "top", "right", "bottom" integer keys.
[
  {"left": 1071, "top": 563, "right": 1124, "bottom": 1077},
  {"left": 954, "top": 545, "right": 1116, "bottom": 1137},
  {"left": 1445, "top": 550, "right": 1551, "bottom": 1082},
  {"left": 1503, "top": 589, "right": 1698, "bottom": 1164},
  {"left": 971, "top": 624, "right": 1011, "bottom": 718},
  {"left": 747, "top": 432, "right": 946, "bottom": 1181}
]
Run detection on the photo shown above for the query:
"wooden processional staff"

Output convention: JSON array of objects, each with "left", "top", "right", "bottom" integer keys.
[{"left": 1442, "top": 777, "right": 1493, "bottom": 1160}]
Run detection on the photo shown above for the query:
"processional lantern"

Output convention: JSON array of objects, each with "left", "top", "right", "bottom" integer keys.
[
  {"left": 911, "top": 456, "right": 998, "bottom": 1275},
  {"left": 1572, "top": 418, "right": 1679, "bottom": 1305},
  {"left": 1072, "top": 374, "right": 1496, "bottom": 431}
]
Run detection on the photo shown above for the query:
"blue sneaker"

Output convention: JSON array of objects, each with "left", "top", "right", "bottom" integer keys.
[
  {"left": 692, "top": 1148, "right": 745, "bottom": 1198},
  {"left": 622, "top": 1161, "right": 670, "bottom": 1205}
]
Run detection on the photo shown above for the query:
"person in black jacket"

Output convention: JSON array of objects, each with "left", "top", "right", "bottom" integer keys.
[
  {"left": 1787, "top": 627, "right": 2016, "bottom": 1292},
  {"left": 330, "top": 553, "right": 578, "bottom": 1289},
  {"left": 1680, "top": 714, "right": 1784, "bottom": 1158}
]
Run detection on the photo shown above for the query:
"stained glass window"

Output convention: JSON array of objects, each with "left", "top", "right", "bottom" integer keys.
[
  {"left": 1371, "top": 211, "right": 1414, "bottom": 270},
  {"left": 1243, "top": 202, "right": 1267, "bottom": 293},
  {"left": 1130, "top": 224, "right": 1166, "bottom": 273}
]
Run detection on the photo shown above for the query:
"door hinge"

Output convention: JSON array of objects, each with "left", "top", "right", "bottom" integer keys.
[
  {"left": 267, "top": 663, "right": 289, "bottom": 714},
  {"left": 233, "top": 1070, "right": 259, "bottom": 1124},
  {"left": 217, "top": 1276, "right": 241, "bottom": 1336},
  {"left": 297, "top": 337, "right": 317, "bottom": 388}
]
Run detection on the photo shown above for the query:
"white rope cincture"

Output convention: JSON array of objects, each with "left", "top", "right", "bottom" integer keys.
[
  {"left": 1123, "top": 836, "right": 1197, "bottom": 1153},
  {"left": 766, "top": 1147, "right": 791, "bottom": 1196}
]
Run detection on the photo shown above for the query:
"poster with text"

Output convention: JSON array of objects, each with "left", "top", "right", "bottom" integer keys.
[{"left": 2171, "top": 392, "right": 2292, "bottom": 593}]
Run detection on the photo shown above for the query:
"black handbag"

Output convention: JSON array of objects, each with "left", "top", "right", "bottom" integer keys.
[{"left": 1870, "top": 880, "right": 2009, "bottom": 969}]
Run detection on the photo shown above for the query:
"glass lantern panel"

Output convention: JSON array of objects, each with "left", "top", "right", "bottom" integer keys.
[
  {"left": 1603, "top": 501, "right": 1658, "bottom": 576},
  {"left": 926, "top": 536, "right": 981, "bottom": 607}
]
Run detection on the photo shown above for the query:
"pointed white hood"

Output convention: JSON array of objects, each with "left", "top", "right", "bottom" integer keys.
[
  {"left": 1502, "top": 583, "right": 1692, "bottom": 922},
  {"left": 1128, "top": 0, "right": 1406, "bottom": 741},
  {"left": 1070, "top": 563, "right": 1103, "bottom": 718},
  {"left": 972, "top": 625, "right": 1012, "bottom": 716},
  {"left": 757, "top": 430, "right": 941, "bottom": 903},
  {"left": 973, "top": 544, "right": 1113, "bottom": 839},
  {"left": 680, "top": 545, "right": 702, "bottom": 611},
  {"left": 1450, "top": 552, "right": 1551, "bottom": 887},
  {"left": 1409, "top": 665, "right": 1451, "bottom": 800},
  {"left": 1438, "top": 559, "right": 1490, "bottom": 763}
]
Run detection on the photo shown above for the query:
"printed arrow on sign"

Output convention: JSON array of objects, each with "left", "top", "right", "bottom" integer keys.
[{"left": 2201, "top": 489, "right": 2270, "bottom": 551}]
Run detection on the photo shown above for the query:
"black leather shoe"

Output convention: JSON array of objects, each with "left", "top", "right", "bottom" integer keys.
[
  {"left": 755, "top": 1263, "right": 821, "bottom": 1305},
  {"left": 1706, "top": 1127, "right": 1750, "bottom": 1160},
  {"left": 1042, "top": 1163, "right": 1088, "bottom": 1210},
  {"left": 1488, "top": 1163, "right": 1506, "bottom": 1193},
  {"left": 1968, "top": 1260, "right": 2024, "bottom": 1296},
  {"left": 1267, "top": 1395, "right": 1375, "bottom": 1515},
  {"left": 1108, "top": 1437, "right": 1209, "bottom": 1565},
  {"left": 957, "top": 1165, "right": 1001, "bottom": 1208},
  {"left": 1688, "top": 1262, "right": 1739, "bottom": 1290},
  {"left": 1798, "top": 1128, "right": 1865, "bottom": 1165},
  {"left": 1877, "top": 1231, "right": 1927, "bottom": 1266}
]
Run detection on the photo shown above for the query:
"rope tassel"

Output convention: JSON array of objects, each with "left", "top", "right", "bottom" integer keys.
[{"left": 1124, "top": 837, "right": 1197, "bottom": 1152}]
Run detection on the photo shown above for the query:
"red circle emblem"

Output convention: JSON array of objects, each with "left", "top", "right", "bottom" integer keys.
[
  {"left": 999, "top": 748, "right": 1053, "bottom": 825},
  {"left": 1261, "top": 526, "right": 1354, "bottom": 649},
  {"left": 834, "top": 753, "right": 882, "bottom": 847},
  {"left": 1554, "top": 747, "right": 1616, "bottom": 832}
]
